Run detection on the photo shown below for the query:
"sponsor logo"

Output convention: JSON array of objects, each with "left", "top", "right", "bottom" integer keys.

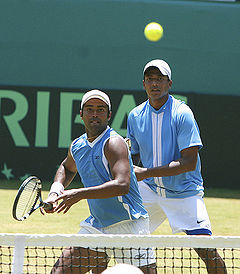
[
  {"left": 197, "top": 220, "right": 204, "bottom": 224},
  {"left": 134, "top": 253, "right": 146, "bottom": 259}
]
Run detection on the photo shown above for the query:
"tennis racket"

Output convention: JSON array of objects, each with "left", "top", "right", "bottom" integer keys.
[
  {"left": 12, "top": 176, "right": 53, "bottom": 221},
  {"left": 125, "top": 138, "right": 131, "bottom": 150}
]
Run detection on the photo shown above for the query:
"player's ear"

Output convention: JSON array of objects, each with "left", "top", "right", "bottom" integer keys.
[
  {"left": 168, "top": 80, "right": 173, "bottom": 89},
  {"left": 80, "top": 110, "right": 83, "bottom": 117},
  {"left": 143, "top": 79, "right": 146, "bottom": 89},
  {"left": 107, "top": 111, "right": 112, "bottom": 121}
]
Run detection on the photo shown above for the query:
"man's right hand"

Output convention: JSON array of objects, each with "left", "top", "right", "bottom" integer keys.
[
  {"left": 40, "top": 193, "right": 58, "bottom": 215},
  {"left": 133, "top": 165, "right": 148, "bottom": 181}
]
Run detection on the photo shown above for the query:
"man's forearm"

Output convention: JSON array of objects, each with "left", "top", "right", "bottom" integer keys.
[
  {"left": 147, "top": 160, "right": 193, "bottom": 177},
  {"left": 134, "top": 158, "right": 196, "bottom": 181},
  {"left": 77, "top": 179, "right": 129, "bottom": 200},
  {"left": 53, "top": 163, "right": 76, "bottom": 189}
]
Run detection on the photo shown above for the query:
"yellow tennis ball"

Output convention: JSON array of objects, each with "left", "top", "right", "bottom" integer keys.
[{"left": 144, "top": 22, "right": 163, "bottom": 42}]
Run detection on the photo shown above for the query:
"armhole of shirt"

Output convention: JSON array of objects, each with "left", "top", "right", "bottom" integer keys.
[
  {"left": 102, "top": 135, "right": 129, "bottom": 178},
  {"left": 70, "top": 138, "right": 78, "bottom": 159},
  {"left": 102, "top": 137, "right": 111, "bottom": 178}
]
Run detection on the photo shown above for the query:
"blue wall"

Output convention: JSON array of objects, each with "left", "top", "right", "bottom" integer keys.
[{"left": 0, "top": 0, "right": 239, "bottom": 95}]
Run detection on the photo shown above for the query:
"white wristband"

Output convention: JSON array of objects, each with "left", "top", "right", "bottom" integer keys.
[{"left": 49, "top": 182, "right": 64, "bottom": 196}]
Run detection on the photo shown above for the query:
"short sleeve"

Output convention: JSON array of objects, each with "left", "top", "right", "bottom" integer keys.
[
  {"left": 176, "top": 104, "right": 203, "bottom": 152},
  {"left": 127, "top": 112, "right": 140, "bottom": 155}
]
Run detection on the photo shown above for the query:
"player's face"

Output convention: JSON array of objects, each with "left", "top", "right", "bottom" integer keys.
[
  {"left": 143, "top": 67, "right": 172, "bottom": 105},
  {"left": 81, "top": 98, "right": 111, "bottom": 137}
]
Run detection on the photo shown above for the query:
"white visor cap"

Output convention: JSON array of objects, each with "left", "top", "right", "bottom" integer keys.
[
  {"left": 143, "top": 59, "right": 171, "bottom": 80},
  {"left": 81, "top": 89, "right": 111, "bottom": 110}
]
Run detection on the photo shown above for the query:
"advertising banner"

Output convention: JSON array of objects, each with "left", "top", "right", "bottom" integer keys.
[
  {"left": 0, "top": 87, "right": 188, "bottom": 182},
  {"left": 1, "top": 87, "right": 239, "bottom": 189}
]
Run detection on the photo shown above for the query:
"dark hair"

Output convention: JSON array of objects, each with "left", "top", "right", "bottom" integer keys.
[
  {"left": 144, "top": 67, "right": 170, "bottom": 81},
  {"left": 144, "top": 66, "right": 161, "bottom": 78}
]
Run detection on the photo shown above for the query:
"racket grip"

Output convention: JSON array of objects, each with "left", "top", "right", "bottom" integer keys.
[
  {"left": 125, "top": 138, "right": 131, "bottom": 150},
  {"left": 43, "top": 202, "right": 53, "bottom": 210}
]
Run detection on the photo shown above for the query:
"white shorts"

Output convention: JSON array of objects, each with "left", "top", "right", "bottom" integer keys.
[
  {"left": 78, "top": 218, "right": 156, "bottom": 266},
  {"left": 138, "top": 181, "right": 212, "bottom": 235}
]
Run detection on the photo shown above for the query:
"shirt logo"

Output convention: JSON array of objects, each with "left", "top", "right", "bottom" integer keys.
[
  {"left": 197, "top": 220, "right": 204, "bottom": 224},
  {"left": 134, "top": 253, "right": 146, "bottom": 259}
]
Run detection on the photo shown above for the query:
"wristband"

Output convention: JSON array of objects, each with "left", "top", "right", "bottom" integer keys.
[{"left": 49, "top": 182, "right": 64, "bottom": 196}]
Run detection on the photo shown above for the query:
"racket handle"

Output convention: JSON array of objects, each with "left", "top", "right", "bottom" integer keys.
[
  {"left": 43, "top": 202, "right": 53, "bottom": 210},
  {"left": 125, "top": 138, "right": 131, "bottom": 150}
]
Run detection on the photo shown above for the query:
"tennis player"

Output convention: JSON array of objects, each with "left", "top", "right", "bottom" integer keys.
[
  {"left": 43, "top": 90, "right": 156, "bottom": 274},
  {"left": 127, "top": 59, "right": 227, "bottom": 274}
]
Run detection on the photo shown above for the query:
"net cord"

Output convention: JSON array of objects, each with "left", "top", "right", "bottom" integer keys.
[{"left": 1, "top": 233, "right": 240, "bottom": 249}]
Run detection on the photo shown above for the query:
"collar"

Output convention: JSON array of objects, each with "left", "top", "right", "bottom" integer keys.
[
  {"left": 148, "top": 95, "right": 171, "bottom": 113},
  {"left": 86, "top": 126, "right": 110, "bottom": 148}
]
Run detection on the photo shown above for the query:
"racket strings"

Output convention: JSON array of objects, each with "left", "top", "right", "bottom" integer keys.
[{"left": 16, "top": 181, "right": 40, "bottom": 219}]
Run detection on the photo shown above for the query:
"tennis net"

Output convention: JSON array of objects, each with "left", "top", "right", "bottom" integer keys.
[{"left": 0, "top": 233, "right": 240, "bottom": 273}]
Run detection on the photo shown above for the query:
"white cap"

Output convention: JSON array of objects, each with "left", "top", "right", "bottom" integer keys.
[
  {"left": 143, "top": 59, "right": 171, "bottom": 80},
  {"left": 102, "top": 263, "right": 143, "bottom": 273},
  {"left": 81, "top": 89, "right": 111, "bottom": 110}
]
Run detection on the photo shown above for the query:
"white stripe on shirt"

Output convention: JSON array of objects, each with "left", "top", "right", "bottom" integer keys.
[{"left": 152, "top": 112, "right": 166, "bottom": 197}]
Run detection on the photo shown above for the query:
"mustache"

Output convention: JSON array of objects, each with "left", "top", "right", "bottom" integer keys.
[{"left": 89, "top": 118, "right": 101, "bottom": 122}]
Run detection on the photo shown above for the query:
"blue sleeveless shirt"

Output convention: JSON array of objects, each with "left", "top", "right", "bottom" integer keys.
[{"left": 70, "top": 126, "right": 148, "bottom": 228}]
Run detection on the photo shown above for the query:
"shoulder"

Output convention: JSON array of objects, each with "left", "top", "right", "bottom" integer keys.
[
  {"left": 70, "top": 135, "right": 86, "bottom": 151},
  {"left": 104, "top": 128, "right": 125, "bottom": 147},
  {"left": 72, "top": 134, "right": 86, "bottom": 145},
  {"left": 170, "top": 96, "right": 194, "bottom": 119},
  {"left": 104, "top": 134, "right": 128, "bottom": 158},
  {"left": 128, "top": 100, "right": 148, "bottom": 118},
  {"left": 106, "top": 129, "right": 126, "bottom": 147}
]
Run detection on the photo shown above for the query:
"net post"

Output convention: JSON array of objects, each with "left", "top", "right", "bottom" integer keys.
[{"left": 12, "top": 235, "right": 26, "bottom": 274}]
